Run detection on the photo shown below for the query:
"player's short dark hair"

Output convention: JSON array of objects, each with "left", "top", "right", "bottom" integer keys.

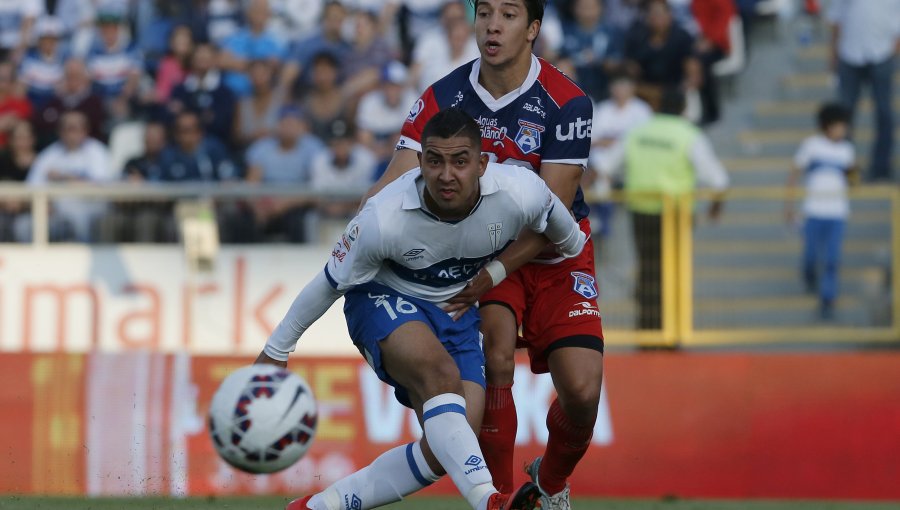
[
  {"left": 421, "top": 108, "right": 482, "bottom": 152},
  {"left": 469, "top": 0, "right": 546, "bottom": 24},
  {"left": 658, "top": 87, "right": 686, "bottom": 116},
  {"left": 817, "top": 102, "right": 850, "bottom": 131}
]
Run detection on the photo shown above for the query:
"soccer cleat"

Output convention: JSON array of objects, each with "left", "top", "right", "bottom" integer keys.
[
  {"left": 525, "top": 456, "right": 572, "bottom": 510},
  {"left": 285, "top": 495, "right": 313, "bottom": 510},
  {"left": 487, "top": 482, "right": 542, "bottom": 510}
]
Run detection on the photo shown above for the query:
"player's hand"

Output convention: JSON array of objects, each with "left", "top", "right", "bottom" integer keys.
[
  {"left": 445, "top": 270, "right": 494, "bottom": 321},
  {"left": 255, "top": 351, "right": 287, "bottom": 368}
]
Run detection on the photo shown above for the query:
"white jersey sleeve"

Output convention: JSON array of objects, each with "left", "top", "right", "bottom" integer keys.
[
  {"left": 263, "top": 209, "right": 386, "bottom": 361},
  {"left": 514, "top": 168, "right": 586, "bottom": 258},
  {"left": 324, "top": 208, "right": 386, "bottom": 291}
]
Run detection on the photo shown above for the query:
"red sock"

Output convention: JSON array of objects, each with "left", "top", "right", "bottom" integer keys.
[
  {"left": 479, "top": 384, "right": 517, "bottom": 493},
  {"left": 538, "top": 399, "right": 594, "bottom": 495}
]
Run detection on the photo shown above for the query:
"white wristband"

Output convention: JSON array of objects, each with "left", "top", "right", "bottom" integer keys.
[{"left": 484, "top": 260, "right": 507, "bottom": 287}]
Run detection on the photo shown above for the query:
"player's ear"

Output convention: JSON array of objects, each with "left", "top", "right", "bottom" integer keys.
[
  {"left": 479, "top": 153, "right": 489, "bottom": 175},
  {"left": 527, "top": 20, "right": 541, "bottom": 44}
]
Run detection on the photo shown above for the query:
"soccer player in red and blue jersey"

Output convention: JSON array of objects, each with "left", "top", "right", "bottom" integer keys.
[{"left": 365, "top": 1, "right": 604, "bottom": 508}]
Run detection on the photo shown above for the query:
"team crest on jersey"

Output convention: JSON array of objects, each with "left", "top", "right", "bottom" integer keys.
[
  {"left": 487, "top": 222, "right": 503, "bottom": 252},
  {"left": 407, "top": 99, "right": 425, "bottom": 122},
  {"left": 515, "top": 120, "right": 544, "bottom": 155},
  {"left": 570, "top": 271, "right": 598, "bottom": 299}
]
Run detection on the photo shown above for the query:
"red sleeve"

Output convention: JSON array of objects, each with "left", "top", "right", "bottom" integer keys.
[
  {"left": 396, "top": 87, "right": 441, "bottom": 153},
  {"left": 691, "top": 0, "right": 736, "bottom": 53}
]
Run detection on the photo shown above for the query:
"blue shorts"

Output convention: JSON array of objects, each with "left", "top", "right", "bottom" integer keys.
[{"left": 343, "top": 281, "right": 486, "bottom": 408}]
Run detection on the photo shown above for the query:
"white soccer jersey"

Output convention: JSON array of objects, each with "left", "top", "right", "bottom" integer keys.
[
  {"left": 264, "top": 162, "right": 586, "bottom": 360},
  {"left": 325, "top": 162, "right": 583, "bottom": 303}
]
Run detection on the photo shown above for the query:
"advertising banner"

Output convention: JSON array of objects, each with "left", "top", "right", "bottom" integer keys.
[{"left": 1, "top": 352, "right": 898, "bottom": 500}]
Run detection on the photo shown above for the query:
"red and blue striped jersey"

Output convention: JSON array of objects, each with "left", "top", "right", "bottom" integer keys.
[{"left": 398, "top": 55, "right": 594, "bottom": 221}]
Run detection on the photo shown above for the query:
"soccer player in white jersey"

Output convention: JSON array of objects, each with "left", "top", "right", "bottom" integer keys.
[{"left": 256, "top": 108, "right": 587, "bottom": 510}]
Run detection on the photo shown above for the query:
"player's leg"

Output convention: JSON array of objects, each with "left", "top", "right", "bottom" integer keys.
[
  {"left": 478, "top": 272, "right": 528, "bottom": 493},
  {"left": 381, "top": 321, "right": 537, "bottom": 510},
  {"left": 521, "top": 239, "right": 604, "bottom": 507},
  {"left": 536, "top": 347, "right": 604, "bottom": 497}
]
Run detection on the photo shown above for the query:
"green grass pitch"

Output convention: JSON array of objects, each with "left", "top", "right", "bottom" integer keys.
[{"left": 1, "top": 497, "right": 898, "bottom": 510}]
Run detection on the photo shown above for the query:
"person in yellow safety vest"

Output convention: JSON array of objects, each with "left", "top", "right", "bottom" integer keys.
[{"left": 601, "top": 87, "right": 729, "bottom": 330}]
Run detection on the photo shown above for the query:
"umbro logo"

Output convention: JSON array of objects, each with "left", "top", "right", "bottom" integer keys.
[
  {"left": 465, "top": 455, "right": 482, "bottom": 466},
  {"left": 403, "top": 248, "right": 425, "bottom": 257}
]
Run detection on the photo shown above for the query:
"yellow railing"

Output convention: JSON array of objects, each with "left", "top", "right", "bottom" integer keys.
[{"left": 587, "top": 186, "right": 900, "bottom": 348}]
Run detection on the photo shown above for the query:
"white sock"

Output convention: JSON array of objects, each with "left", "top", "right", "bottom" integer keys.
[
  {"left": 422, "top": 393, "right": 498, "bottom": 509},
  {"left": 306, "top": 441, "right": 439, "bottom": 510}
]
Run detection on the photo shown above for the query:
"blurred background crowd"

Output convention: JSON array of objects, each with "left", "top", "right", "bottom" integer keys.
[{"left": 0, "top": 0, "right": 892, "bottom": 245}]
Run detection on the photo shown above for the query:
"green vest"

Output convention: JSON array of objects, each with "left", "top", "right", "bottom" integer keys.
[{"left": 624, "top": 115, "right": 700, "bottom": 214}]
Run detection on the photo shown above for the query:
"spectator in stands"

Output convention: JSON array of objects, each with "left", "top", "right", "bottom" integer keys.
[
  {"left": 603, "top": 88, "right": 728, "bottom": 329},
  {"left": 169, "top": 43, "right": 238, "bottom": 145},
  {"left": 311, "top": 118, "right": 376, "bottom": 219},
  {"left": 103, "top": 120, "right": 175, "bottom": 242},
  {"left": 586, "top": 72, "right": 652, "bottom": 237},
  {"left": 0, "top": 0, "right": 42, "bottom": 63},
  {"left": 161, "top": 110, "right": 240, "bottom": 182},
  {"left": 85, "top": 8, "right": 144, "bottom": 123},
  {"left": 123, "top": 121, "right": 169, "bottom": 183},
  {"left": 154, "top": 25, "right": 195, "bottom": 104},
  {"left": 245, "top": 105, "right": 325, "bottom": 242},
  {"left": 233, "top": 59, "right": 288, "bottom": 149},
  {"left": 218, "top": 0, "right": 288, "bottom": 98},
  {"left": 0, "top": 62, "right": 33, "bottom": 151},
  {"left": 207, "top": 0, "right": 244, "bottom": 45},
  {"left": 18, "top": 110, "right": 112, "bottom": 242},
  {"left": 356, "top": 60, "right": 417, "bottom": 176},
  {"left": 33, "top": 58, "right": 107, "bottom": 148},
  {"left": 282, "top": 0, "right": 351, "bottom": 92},
  {"left": 302, "top": 51, "right": 349, "bottom": 142},
  {"left": 52, "top": 0, "right": 95, "bottom": 56},
  {"left": 268, "top": 0, "right": 324, "bottom": 45},
  {"left": 0, "top": 121, "right": 36, "bottom": 241},
  {"left": 828, "top": 0, "right": 899, "bottom": 182},
  {"left": 604, "top": 0, "right": 642, "bottom": 33},
  {"left": 18, "top": 16, "right": 67, "bottom": 109},
  {"left": 785, "top": 103, "right": 857, "bottom": 320},
  {"left": 341, "top": 9, "right": 396, "bottom": 102},
  {"left": 691, "top": 0, "right": 735, "bottom": 125},
  {"left": 397, "top": 0, "right": 447, "bottom": 55},
  {"left": 410, "top": 0, "right": 478, "bottom": 94},
  {"left": 557, "top": 0, "right": 623, "bottom": 103},
  {"left": 624, "top": 0, "right": 701, "bottom": 112}
]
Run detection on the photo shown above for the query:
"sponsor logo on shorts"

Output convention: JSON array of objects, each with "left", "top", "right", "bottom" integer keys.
[
  {"left": 569, "top": 301, "right": 601, "bottom": 318},
  {"left": 571, "top": 271, "right": 598, "bottom": 299}
]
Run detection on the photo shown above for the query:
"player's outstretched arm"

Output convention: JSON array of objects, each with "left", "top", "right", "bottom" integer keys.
[
  {"left": 358, "top": 148, "right": 420, "bottom": 210},
  {"left": 261, "top": 271, "right": 344, "bottom": 363}
]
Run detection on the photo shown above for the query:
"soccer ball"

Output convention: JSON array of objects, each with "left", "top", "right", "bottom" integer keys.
[{"left": 208, "top": 364, "right": 318, "bottom": 474}]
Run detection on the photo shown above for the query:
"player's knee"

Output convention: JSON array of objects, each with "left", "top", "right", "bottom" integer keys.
[
  {"left": 558, "top": 377, "right": 602, "bottom": 425},
  {"left": 484, "top": 349, "right": 515, "bottom": 386},
  {"left": 415, "top": 360, "right": 462, "bottom": 401}
]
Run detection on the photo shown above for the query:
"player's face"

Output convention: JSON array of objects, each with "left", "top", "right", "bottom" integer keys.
[
  {"left": 420, "top": 136, "right": 489, "bottom": 220},
  {"left": 474, "top": 0, "right": 540, "bottom": 69}
]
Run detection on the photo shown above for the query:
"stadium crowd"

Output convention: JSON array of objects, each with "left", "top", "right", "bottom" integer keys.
[{"left": 0, "top": 0, "right": 755, "bottom": 243}]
